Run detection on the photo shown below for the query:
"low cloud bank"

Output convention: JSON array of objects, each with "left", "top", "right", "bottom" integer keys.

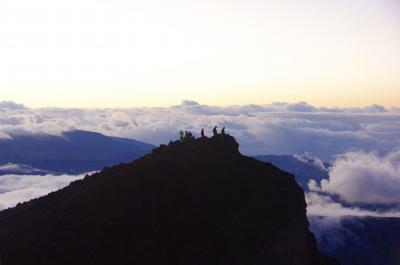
[
  {"left": 306, "top": 192, "right": 400, "bottom": 218},
  {"left": 0, "top": 173, "right": 87, "bottom": 210},
  {"left": 0, "top": 163, "right": 48, "bottom": 175},
  {"left": 306, "top": 150, "right": 400, "bottom": 247},
  {"left": 309, "top": 150, "right": 400, "bottom": 205},
  {"left": 294, "top": 153, "right": 328, "bottom": 171},
  {"left": 0, "top": 101, "right": 25, "bottom": 110},
  {"left": 1, "top": 100, "right": 400, "bottom": 160},
  {"left": 1, "top": 100, "right": 400, "bottom": 216}
]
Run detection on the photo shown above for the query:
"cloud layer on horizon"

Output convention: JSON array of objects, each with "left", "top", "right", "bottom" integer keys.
[
  {"left": 1, "top": 99, "right": 400, "bottom": 215},
  {"left": 0, "top": 163, "right": 48, "bottom": 174},
  {"left": 1, "top": 100, "right": 400, "bottom": 160},
  {"left": 306, "top": 191, "right": 400, "bottom": 218}
]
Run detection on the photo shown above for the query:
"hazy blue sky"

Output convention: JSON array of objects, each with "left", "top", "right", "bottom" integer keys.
[{"left": 1, "top": 0, "right": 399, "bottom": 108}]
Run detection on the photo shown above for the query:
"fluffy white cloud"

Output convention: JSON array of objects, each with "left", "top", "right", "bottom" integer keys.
[
  {"left": 309, "top": 151, "right": 400, "bottom": 204},
  {"left": 0, "top": 101, "right": 25, "bottom": 110},
  {"left": 306, "top": 192, "right": 400, "bottom": 218},
  {"left": 306, "top": 191, "right": 400, "bottom": 257},
  {"left": 294, "top": 153, "right": 327, "bottom": 170},
  {"left": 306, "top": 150, "right": 400, "bottom": 246},
  {"left": 0, "top": 173, "right": 87, "bottom": 210},
  {"left": 0, "top": 163, "right": 48, "bottom": 174},
  {"left": 0, "top": 100, "right": 400, "bottom": 160}
]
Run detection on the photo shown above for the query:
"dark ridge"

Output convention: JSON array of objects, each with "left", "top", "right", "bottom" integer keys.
[{"left": 0, "top": 134, "right": 339, "bottom": 265}]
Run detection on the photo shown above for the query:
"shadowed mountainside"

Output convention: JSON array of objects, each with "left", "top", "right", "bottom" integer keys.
[{"left": 0, "top": 135, "right": 338, "bottom": 265}]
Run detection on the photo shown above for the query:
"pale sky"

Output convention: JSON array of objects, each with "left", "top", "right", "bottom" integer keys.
[{"left": 0, "top": 0, "right": 399, "bottom": 108}]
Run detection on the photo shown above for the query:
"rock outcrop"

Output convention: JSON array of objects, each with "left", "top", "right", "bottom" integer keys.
[{"left": 0, "top": 135, "right": 339, "bottom": 265}]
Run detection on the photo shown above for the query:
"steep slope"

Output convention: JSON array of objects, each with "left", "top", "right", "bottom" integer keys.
[
  {"left": 0, "top": 130, "right": 154, "bottom": 174},
  {"left": 0, "top": 135, "right": 338, "bottom": 265}
]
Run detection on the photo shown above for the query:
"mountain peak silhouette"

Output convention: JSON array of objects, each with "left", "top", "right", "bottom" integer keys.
[
  {"left": 0, "top": 135, "right": 339, "bottom": 265},
  {"left": 147, "top": 134, "right": 240, "bottom": 159}
]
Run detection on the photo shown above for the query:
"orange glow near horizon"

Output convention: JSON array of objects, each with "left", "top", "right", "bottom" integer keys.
[{"left": 0, "top": 0, "right": 399, "bottom": 108}]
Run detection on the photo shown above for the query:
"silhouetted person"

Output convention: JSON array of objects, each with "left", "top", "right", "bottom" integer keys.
[
  {"left": 213, "top": 126, "right": 218, "bottom": 136},
  {"left": 179, "top": 130, "right": 184, "bottom": 142},
  {"left": 201, "top": 128, "right": 205, "bottom": 138},
  {"left": 183, "top": 131, "right": 194, "bottom": 142},
  {"left": 221, "top": 127, "right": 226, "bottom": 135}
]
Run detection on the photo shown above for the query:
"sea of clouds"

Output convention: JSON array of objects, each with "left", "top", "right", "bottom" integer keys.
[
  {"left": 1, "top": 100, "right": 400, "bottom": 216},
  {"left": 1, "top": 100, "right": 400, "bottom": 160},
  {"left": 0, "top": 172, "right": 87, "bottom": 210},
  {"left": 309, "top": 150, "right": 400, "bottom": 205}
]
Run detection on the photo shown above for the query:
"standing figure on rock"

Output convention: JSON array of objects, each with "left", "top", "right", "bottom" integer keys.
[
  {"left": 213, "top": 126, "right": 218, "bottom": 136},
  {"left": 201, "top": 128, "right": 205, "bottom": 138},
  {"left": 179, "top": 130, "right": 184, "bottom": 142},
  {"left": 221, "top": 127, "right": 226, "bottom": 135}
]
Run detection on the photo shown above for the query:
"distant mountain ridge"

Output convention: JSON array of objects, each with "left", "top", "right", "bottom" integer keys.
[
  {"left": 0, "top": 130, "right": 154, "bottom": 174},
  {"left": 255, "top": 155, "right": 329, "bottom": 190},
  {"left": 0, "top": 135, "right": 339, "bottom": 265}
]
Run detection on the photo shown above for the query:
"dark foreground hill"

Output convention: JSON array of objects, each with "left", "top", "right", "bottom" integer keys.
[
  {"left": 0, "top": 130, "right": 154, "bottom": 174},
  {"left": 0, "top": 135, "right": 338, "bottom": 265}
]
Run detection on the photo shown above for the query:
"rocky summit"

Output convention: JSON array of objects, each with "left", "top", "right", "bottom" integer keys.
[{"left": 0, "top": 134, "right": 339, "bottom": 265}]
